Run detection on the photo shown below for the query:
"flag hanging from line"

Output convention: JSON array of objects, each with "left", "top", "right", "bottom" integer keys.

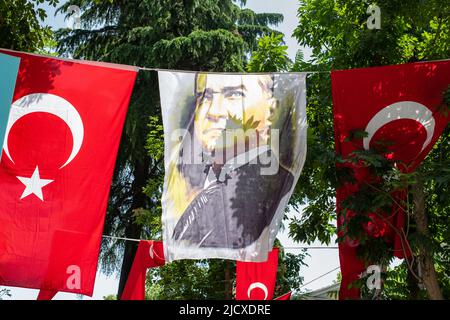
[
  {"left": 121, "top": 240, "right": 165, "bottom": 300},
  {"left": 158, "top": 71, "right": 307, "bottom": 262},
  {"left": 274, "top": 291, "right": 292, "bottom": 300},
  {"left": 0, "top": 49, "right": 138, "bottom": 296},
  {"left": 332, "top": 60, "right": 450, "bottom": 299},
  {"left": 0, "top": 53, "right": 20, "bottom": 160},
  {"left": 37, "top": 289, "right": 57, "bottom": 300},
  {"left": 236, "top": 247, "right": 279, "bottom": 300}
]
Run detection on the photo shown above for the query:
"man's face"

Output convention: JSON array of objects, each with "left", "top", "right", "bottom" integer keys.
[{"left": 194, "top": 74, "right": 274, "bottom": 152}]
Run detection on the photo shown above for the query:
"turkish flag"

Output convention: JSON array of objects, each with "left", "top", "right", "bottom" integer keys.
[
  {"left": 37, "top": 289, "right": 57, "bottom": 300},
  {"left": 0, "top": 49, "right": 137, "bottom": 296},
  {"left": 236, "top": 247, "right": 278, "bottom": 300},
  {"left": 121, "top": 240, "right": 165, "bottom": 300},
  {"left": 274, "top": 291, "right": 291, "bottom": 300},
  {"left": 332, "top": 61, "right": 450, "bottom": 299}
]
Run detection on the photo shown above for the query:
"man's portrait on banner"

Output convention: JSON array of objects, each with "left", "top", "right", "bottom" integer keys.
[{"left": 159, "top": 71, "right": 307, "bottom": 261}]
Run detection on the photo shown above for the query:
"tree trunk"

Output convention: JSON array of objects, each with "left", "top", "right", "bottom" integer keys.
[
  {"left": 406, "top": 260, "right": 420, "bottom": 299},
  {"left": 224, "top": 261, "right": 232, "bottom": 300},
  {"left": 117, "top": 222, "right": 142, "bottom": 298},
  {"left": 117, "top": 159, "right": 149, "bottom": 298},
  {"left": 411, "top": 177, "right": 443, "bottom": 300}
]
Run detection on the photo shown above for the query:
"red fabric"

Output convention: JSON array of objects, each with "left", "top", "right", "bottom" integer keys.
[
  {"left": 236, "top": 248, "right": 279, "bottom": 300},
  {"left": 0, "top": 50, "right": 137, "bottom": 296},
  {"left": 37, "top": 289, "right": 57, "bottom": 300},
  {"left": 121, "top": 240, "right": 165, "bottom": 300},
  {"left": 274, "top": 291, "right": 291, "bottom": 300},
  {"left": 332, "top": 61, "right": 450, "bottom": 299}
]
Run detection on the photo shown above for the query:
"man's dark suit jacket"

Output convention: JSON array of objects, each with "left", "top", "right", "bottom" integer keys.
[{"left": 172, "top": 159, "right": 294, "bottom": 249}]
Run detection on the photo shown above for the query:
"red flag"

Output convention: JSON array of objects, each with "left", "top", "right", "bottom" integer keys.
[
  {"left": 236, "top": 248, "right": 279, "bottom": 300},
  {"left": 332, "top": 61, "right": 450, "bottom": 299},
  {"left": 37, "top": 289, "right": 57, "bottom": 300},
  {"left": 121, "top": 240, "right": 165, "bottom": 300},
  {"left": 0, "top": 49, "right": 137, "bottom": 296},
  {"left": 274, "top": 291, "right": 291, "bottom": 300}
]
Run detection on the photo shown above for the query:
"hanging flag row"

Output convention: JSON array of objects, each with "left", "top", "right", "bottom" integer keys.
[
  {"left": 120, "top": 242, "right": 290, "bottom": 301},
  {"left": 0, "top": 49, "right": 448, "bottom": 299}
]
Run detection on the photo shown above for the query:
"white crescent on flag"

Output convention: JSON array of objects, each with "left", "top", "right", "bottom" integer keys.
[
  {"left": 148, "top": 242, "right": 164, "bottom": 261},
  {"left": 363, "top": 101, "right": 435, "bottom": 152},
  {"left": 247, "top": 282, "right": 269, "bottom": 300},
  {"left": 3, "top": 93, "right": 84, "bottom": 169},
  {"left": 149, "top": 242, "right": 154, "bottom": 259}
]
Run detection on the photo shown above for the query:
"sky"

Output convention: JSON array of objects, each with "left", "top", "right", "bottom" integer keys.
[
  {"left": 2, "top": 0, "right": 336, "bottom": 300},
  {"left": 245, "top": 0, "right": 312, "bottom": 61}
]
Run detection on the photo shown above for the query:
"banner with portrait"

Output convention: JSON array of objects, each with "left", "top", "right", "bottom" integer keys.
[{"left": 158, "top": 71, "right": 307, "bottom": 262}]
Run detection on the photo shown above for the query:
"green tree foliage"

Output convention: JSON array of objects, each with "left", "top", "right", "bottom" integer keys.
[
  {"left": 291, "top": 0, "right": 450, "bottom": 299},
  {"left": 0, "top": 0, "right": 58, "bottom": 52},
  {"left": 145, "top": 249, "right": 309, "bottom": 300},
  {"left": 146, "top": 260, "right": 232, "bottom": 300},
  {"left": 55, "top": 0, "right": 284, "bottom": 297},
  {"left": 275, "top": 249, "right": 308, "bottom": 298},
  {"left": 247, "top": 33, "right": 291, "bottom": 72}
]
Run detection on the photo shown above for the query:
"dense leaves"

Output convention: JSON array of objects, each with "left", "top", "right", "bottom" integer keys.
[
  {"left": 246, "top": 33, "right": 290, "bottom": 72},
  {"left": 0, "top": 0, "right": 58, "bottom": 52}
]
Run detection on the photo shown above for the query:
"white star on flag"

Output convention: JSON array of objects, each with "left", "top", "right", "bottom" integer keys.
[{"left": 16, "top": 166, "right": 53, "bottom": 201}]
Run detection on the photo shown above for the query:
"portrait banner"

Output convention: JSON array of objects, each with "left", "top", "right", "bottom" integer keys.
[
  {"left": 0, "top": 49, "right": 137, "bottom": 296},
  {"left": 158, "top": 71, "right": 307, "bottom": 262}
]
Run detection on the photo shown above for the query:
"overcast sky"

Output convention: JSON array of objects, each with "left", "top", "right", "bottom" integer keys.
[{"left": 2, "top": 1, "right": 334, "bottom": 300}]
